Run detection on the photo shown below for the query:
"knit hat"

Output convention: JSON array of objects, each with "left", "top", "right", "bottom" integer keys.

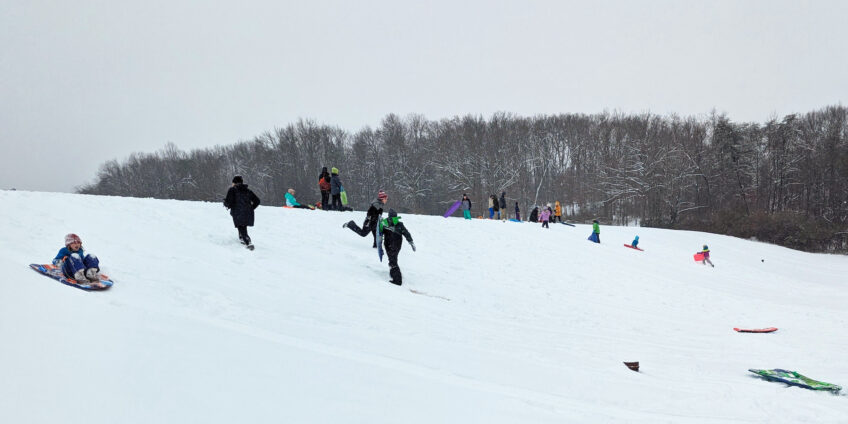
[
  {"left": 388, "top": 208, "right": 397, "bottom": 218},
  {"left": 232, "top": 175, "right": 243, "bottom": 184},
  {"left": 377, "top": 190, "right": 387, "bottom": 201},
  {"left": 331, "top": 167, "right": 339, "bottom": 174},
  {"left": 64, "top": 233, "right": 81, "bottom": 246}
]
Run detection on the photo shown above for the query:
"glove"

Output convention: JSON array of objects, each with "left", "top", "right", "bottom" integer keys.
[{"left": 409, "top": 241, "right": 416, "bottom": 252}]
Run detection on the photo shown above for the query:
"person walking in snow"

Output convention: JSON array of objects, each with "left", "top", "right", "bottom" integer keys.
[
  {"left": 380, "top": 209, "right": 415, "bottom": 285},
  {"left": 330, "top": 167, "right": 343, "bottom": 211},
  {"left": 343, "top": 189, "right": 387, "bottom": 247},
  {"left": 224, "top": 175, "right": 261, "bottom": 247},
  {"left": 285, "top": 188, "right": 312, "bottom": 209},
  {"left": 514, "top": 202, "right": 520, "bottom": 221},
  {"left": 53, "top": 233, "right": 104, "bottom": 287},
  {"left": 499, "top": 192, "right": 507, "bottom": 221},
  {"left": 699, "top": 245, "right": 714, "bottom": 267},
  {"left": 540, "top": 206, "right": 551, "bottom": 228},
  {"left": 318, "top": 167, "right": 331, "bottom": 210},
  {"left": 461, "top": 194, "right": 472, "bottom": 220},
  {"left": 554, "top": 201, "right": 562, "bottom": 223},
  {"left": 588, "top": 219, "right": 600, "bottom": 243}
]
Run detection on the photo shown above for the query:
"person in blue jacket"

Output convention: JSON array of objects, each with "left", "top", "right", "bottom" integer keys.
[
  {"left": 631, "top": 235, "right": 639, "bottom": 248},
  {"left": 285, "top": 188, "right": 312, "bottom": 209},
  {"left": 53, "top": 233, "right": 103, "bottom": 286}
]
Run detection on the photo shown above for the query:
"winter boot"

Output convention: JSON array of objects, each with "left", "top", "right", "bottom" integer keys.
[
  {"left": 72, "top": 269, "right": 87, "bottom": 283},
  {"left": 85, "top": 268, "right": 101, "bottom": 283}
]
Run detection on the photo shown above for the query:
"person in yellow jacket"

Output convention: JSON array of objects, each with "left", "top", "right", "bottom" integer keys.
[{"left": 554, "top": 201, "right": 563, "bottom": 223}]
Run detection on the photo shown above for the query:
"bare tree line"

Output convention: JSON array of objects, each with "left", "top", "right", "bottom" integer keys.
[{"left": 78, "top": 106, "right": 848, "bottom": 252}]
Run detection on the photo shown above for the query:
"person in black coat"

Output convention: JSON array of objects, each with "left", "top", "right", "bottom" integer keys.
[
  {"left": 343, "top": 190, "right": 387, "bottom": 247},
  {"left": 318, "top": 167, "right": 331, "bottom": 210},
  {"left": 223, "top": 175, "right": 261, "bottom": 246},
  {"left": 380, "top": 209, "right": 415, "bottom": 285},
  {"left": 499, "top": 192, "right": 507, "bottom": 221},
  {"left": 529, "top": 206, "right": 539, "bottom": 223}
]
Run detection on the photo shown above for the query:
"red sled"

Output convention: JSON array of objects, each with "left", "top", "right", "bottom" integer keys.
[
  {"left": 693, "top": 253, "right": 705, "bottom": 261},
  {"left": 624, "top": 244, "right": 643, "bottom": 251},
  {"left": 734, "top": 327, "right": 778, "bottom": 333}
]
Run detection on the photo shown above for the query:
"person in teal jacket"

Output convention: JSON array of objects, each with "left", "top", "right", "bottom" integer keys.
[{"left": 285, "top": 188, "right": 312, "bottom": 209}]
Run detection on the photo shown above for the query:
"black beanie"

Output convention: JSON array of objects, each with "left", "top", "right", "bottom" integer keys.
[
  {"left": 232, "top": 175, "right": 243, "bottom": 184},
  {"left": 388, "top": 208, "right": 398, "bottom": 218}
]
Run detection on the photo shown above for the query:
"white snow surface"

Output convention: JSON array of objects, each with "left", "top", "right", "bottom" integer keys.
[{"left": 2, "top": 190, "right": 848, "bottom": 423}]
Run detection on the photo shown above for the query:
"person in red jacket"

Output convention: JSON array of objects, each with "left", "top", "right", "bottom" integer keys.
[{"left": 318, "top": 167, "right": 331, "bottom": 210}]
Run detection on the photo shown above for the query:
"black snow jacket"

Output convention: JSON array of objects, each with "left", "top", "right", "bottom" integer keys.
[
  {"left": 382, "top": 219, "right": 413, "bottom": 256},
  {"left": 499, "top": 194, "right": 506, "bottom": 209},
  {"left": 529, "top": 207, "right": 539, "bottom": 223},
  {"left": 224, "top": 183, "right": 261, "bottom": 227},
  {"left": 365, "top": 199, "right": 384, "bottom": 228}
]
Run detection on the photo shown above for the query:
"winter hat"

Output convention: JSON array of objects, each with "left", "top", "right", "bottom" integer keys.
[
  {"left": 64, "top": 233, "right": 81, "bottom": 246},
  {"left": 232, "top": 175, "right": 243, "bottom": 184},
  {"left": 634, "top": 235, "right": 640, "bottom": 240},
  {"left": 703, "top": 245, "right": 709, "bottom": 250},
  {"left": 377, "top": 190, "right": 388, "bottom": 201},
  {"left": 388, "top": 208, "right": 397, "bottom": 218},
  {"left": 287, "top": 188, "right": 295, "bottom": 194},
  {"left": 331, "top": 167, "right": 339, "bottom": 174}
]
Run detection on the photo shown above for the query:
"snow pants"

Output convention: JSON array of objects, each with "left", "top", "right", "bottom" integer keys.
[
  {"left": 463, "top": 210, "right": 472, "bottom": 220},
  {"left": 346, "top": 219, "right": 378, "bottom": 247},
  {"left": 387, "top": 248, "right": 402, "bottom": 284},
  {"left": 541, "top": 220, "right": 549, "bottom": 228},
  {"left": 331, "top": 194, "right": 342, "bottom": 211},
  {"left": 237, "top": 226, "right": 251, "bottom": 244},
  {"left": 488, "top": 208, "right": 494, "bottom": 219},
  {"left": 321, "top": 191, "right": 330, "bottom": 210},
  {"left": 62, "top": 252, "right": 100, "bottom": 279}
]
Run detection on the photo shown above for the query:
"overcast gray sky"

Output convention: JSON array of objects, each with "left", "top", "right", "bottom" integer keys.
[{"left": 1, "top": 0, "right": 846, "bottom": 192}]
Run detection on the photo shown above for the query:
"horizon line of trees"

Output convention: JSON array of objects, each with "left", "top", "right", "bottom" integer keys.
[{"left": 79, "top": 105, "right": 848, "bottom": 253}]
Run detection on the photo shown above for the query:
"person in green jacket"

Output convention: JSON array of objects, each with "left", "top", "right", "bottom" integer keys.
[{"left": 589, "top": 219, "right": 601, "bottom": 243}]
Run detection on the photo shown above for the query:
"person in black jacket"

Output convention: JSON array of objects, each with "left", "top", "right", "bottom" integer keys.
[
  {"left": 380, "top": 209, "right": 415, "bottom": 285},
  {"left": 529, "top": 206, "right": 539, "bottom": 223},
  {"left": 318, "top": 167, "right": 331, "bottom": 210},
  {"left": 343, "top": 190, "right": 387, "bottom": 247},
  {"left": 499, "top": 192, "right": 507, "bottom": 221},
  {"left": 223, "top": 175, "right": 261, "bottom": 247}
]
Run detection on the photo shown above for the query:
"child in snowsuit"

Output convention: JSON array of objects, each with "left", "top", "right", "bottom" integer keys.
[
  {"left": 330, "top": 167, "right": 343, "bottom": 211},
  {"left": 53, "top": 233, "right": 103, "bottom": 286},
  {"left": 344, "top": 190, "right": 387, "bottom": 247},
  {"left": 380, "top": 209, "right": 415, "bottom": 285},
  {"left": 700, "top": 245, "right": 714, "bottom": 267},
  {"left": 588, "top": 219, "right": 600, "bottom": 243},
  {"left": 554, "top": 201, "right": 562, "bottom": 223},
  {"left": 540, "top": 207, "right": 551, "bottom": 228},
  {"left": 318, "top": 167, "right": 331, "bottom": 210},
  {"left": 285, "top": 188, "right": 312, "bottom": 209},
  {"left": 514, "top": 202, "right": 520, "bottom": 221},
  {"left": 461, "top": 194, "right": 472, "bottom": 220},
  {"left": 631, "top": 235, "right": 640, "bottom": 248},
  {"left": 224, "top": 175, "right": 261, "bottom": 247}
]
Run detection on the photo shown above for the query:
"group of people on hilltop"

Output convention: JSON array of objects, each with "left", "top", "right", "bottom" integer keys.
[{"left": 318, "top": 166, "right": 347, "bottom": 211}]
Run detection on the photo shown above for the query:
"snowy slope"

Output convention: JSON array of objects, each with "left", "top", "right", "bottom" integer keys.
[{"left": 2, "top": 190, "right": 847, "bottom": 423}]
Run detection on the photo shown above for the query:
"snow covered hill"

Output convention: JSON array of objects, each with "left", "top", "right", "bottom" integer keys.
[{"left": 2, "top": 190, "right": 847, "bottom": 423}]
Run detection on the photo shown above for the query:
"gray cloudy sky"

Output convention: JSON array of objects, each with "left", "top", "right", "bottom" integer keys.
[{"left": 1, "top": 0, "right": 846, "bottom": 192}]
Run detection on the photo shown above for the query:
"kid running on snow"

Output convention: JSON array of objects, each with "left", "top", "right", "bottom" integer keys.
[
  {"left": 379, "top": 209, "right": 416, "bottom": 285},
  {"left": 224, "top": 175, "right": 261, "bottom": 248},
  {"left": 53, "top": 233, "right": 103, "bottom": 287},
  {"left": 540, "top": 207, "right": 551, "bottom": 228},
  {"left": 344, "top": 190, "right": 387, "bottom": 247},
  {"left": 700, "top": 245, "right": 714, "bottom": 267}
]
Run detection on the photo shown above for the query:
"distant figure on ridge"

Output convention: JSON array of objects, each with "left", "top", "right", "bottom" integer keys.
[
  {"left": 514, "top": 202, "right": 520, "bottom": 221},
  {"left": 499, "top": 192, "right": 507, "bottom": 221},
  {"left": 699, "top": 245, "right": 714, "bottom": 267},
  {"left": 224, "top": 175, "right": 260, "bottom": 249},
  {"left": 318, "top": 167, "right": 331, "bottom": 210},
  {"left": 540, "top": 206, "right": 551, "bottom": 228},
  {"left": 554, "top": 201, "right": 562, "bottom": 223},
  {"left": 285, "top": 188, "right": 312, "bottom": 209},
  {"left": 461, "top": 194, "right": 472, "bottom": 220},
  {"left": 330, "top": 167, "right": 343, "bottom": 211},
  {"left": 529, "top": 206, "right": 539, "bottom": 223},
  {"left": 588, "top": 219, "right": 600, "bottom": 243}
]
